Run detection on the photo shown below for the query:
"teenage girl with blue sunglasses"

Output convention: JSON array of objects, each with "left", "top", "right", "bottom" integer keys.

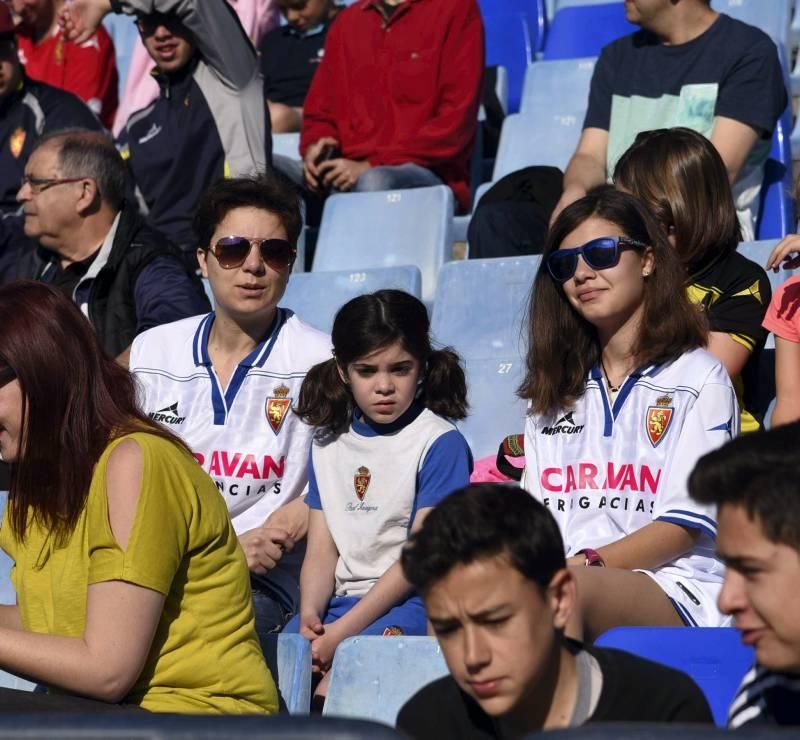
[{"left": 521, "top": 187, "right": 738, "bottom": 642}]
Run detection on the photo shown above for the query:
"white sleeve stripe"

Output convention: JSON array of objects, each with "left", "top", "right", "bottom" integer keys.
[{"left": 657, "top": 513, "right": 716, "bottom": 539}]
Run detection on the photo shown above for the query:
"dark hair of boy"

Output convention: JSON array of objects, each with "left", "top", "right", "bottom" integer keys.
[{"left": 402, "top": 483, "right": 565, "bottom": 594}]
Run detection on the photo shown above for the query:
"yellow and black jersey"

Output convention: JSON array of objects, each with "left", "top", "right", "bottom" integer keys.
[{"left": 687, "top": 251, "right": 771, "bottom": 433}]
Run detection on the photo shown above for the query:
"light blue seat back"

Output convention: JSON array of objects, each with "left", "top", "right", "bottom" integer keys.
[
  {"left": 493, "top": 112, "right": 583, "bottom": 180},
  {"left": 272, "top": 133, "right": 301, "bottom": 161},
  {"left": 312, "top": 186, "right": 454, "bottom": 306},
  {"left": 281, "top": 266, "right": 422, "bottom": 334},
  {"left": 542, "top": 2, "right": 637, "bottom": 60},
  {"left": 324, "top": 636, "right": 448, "bottom": 725},
  {"left": 713, "top": 0, "right": 792, "bottom": 49},
  {"left": 102, "top": 15, "right": 139, "bottom": 97},
  {"left": 259, "top": 633, "right": 312, "bottom": 715},
  {"left": 520, "top": 57, "right": 596, "bottom": 117},
  {"left": 596, "top": 627, "right": 755, "bottom": 727},
  {"left": 431, "top": 256, "right": 540, "bottom": 459}
]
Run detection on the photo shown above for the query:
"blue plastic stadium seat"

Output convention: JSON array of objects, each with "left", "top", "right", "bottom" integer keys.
[
  {"left": 737, "top": 239, "right": 791, "bottom": 294},
  {"left": 715, "top": 0, "right": 792, "bottom": 50},
  {"left": 281, "top": 266, "right": 422, "bottom": 334},
  {"left": 102, "top": 14, "right": 139, "bottom": 97},
  {"left": 595, "top": 627, "right": 754, "bottom": 726},
  {"left": 431, "top": 256, "right": 540, "bottom": 459},
  {"left": 493, "top": 111, "right": 583, "bottom": 180},
  {"left": 312, "top": 186, "right": 454, "bottom": 306},
  {"left": 259, "top": 633, "right": 313, "bottom": 715},
  {"left": 324, "top": 636, "right": 449, "bottom": 725},
  {"left": 272, "top": 133, "right": 301, "bottom": 161},
  {"left": 542, "top": 3, "right": 637, "bottom": 60},
  {"left": 756, "top": 109, "right": 795, "bottom": 241},
  {"left": 481, "top": 11, "right": 534, "bottom": 114},
  {"left": 520, "top": 57, "right": 596, "bottom": 117}
]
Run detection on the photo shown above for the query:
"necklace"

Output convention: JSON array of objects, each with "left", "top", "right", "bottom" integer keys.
[{"left": 600, "top": 358, "right": 622, "bottom": 394}]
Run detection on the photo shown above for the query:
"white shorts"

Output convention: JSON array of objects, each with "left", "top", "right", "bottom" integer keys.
[{"left": 637, "top": 569, "right": 731, "bottom": 628}]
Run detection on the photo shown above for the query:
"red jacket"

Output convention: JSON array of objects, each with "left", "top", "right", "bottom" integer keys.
[
  {"left": 300, "top": 0, "right": 484, "bottom": 212},
  {"left": 17, "top": 25, "right": 118, "bottom": 130}
]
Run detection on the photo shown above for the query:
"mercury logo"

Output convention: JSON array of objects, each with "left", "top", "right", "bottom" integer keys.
[
  {"left": 541, "top": 412, "right": 585, "bottom": 436},
  {"left": 150, "top": 402, "right": 186, "bottom": 426}
]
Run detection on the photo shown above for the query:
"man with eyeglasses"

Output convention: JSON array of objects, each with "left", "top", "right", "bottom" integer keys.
[
  {"left": 0, "top": 3, "right": 99, "bottom": 218},
  {"left": 60, "top": 0, "right": 270, "bottom": 272},
  {"left": 15, "top": 128, "right": 209, "bottom": 366}
]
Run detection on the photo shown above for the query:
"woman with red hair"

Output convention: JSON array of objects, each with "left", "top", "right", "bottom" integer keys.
[{"left": 0, "top": 281, "right": 275, "bottom": 713}]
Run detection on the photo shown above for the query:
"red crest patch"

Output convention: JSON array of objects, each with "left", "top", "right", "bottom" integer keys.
[
  {"left": 382, "top": 626, "right": 404, "bottom": 636},
  {"left": 354, "top": 466, "right": 371, "bottom": 501},
  {"left": 646, "top": 406, "right": 674, "bottom": 447},
  {"left": 265, "top": 384, "right": 291, "bottom": 434}
]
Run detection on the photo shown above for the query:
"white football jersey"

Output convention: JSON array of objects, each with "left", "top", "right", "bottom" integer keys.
[
  {"left": 523, "top": 349, "right": 738, "bottom": 591},
  {"left": 129, "top": 309, "right": 331, "bottom": 535}
]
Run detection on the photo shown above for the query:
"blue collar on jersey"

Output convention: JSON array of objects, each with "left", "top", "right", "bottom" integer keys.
[
  {"left": 589, "top": 360, "right": 664, "bottom": 437},
  {"left": 351, "top": 401, "right": 425, "bottom": 437},
  {"left": 192, "top": 309, "right": 290, "bottom": 425}
]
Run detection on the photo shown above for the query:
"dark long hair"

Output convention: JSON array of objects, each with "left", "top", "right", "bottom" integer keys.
[
  {"left": 519, "top": 188, "right": 706, "bottom": 415},
  {"left": 296, "top": 290, "right": 468, "bottom": 434},
  {"left": 0, "top": 282, "right": 189, "bottom": 542},
  {"left": 613, "top": 127, "right": 741, "bottom": 270}
]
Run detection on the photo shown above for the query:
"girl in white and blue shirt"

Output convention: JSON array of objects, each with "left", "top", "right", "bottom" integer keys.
[{"left": 285, "top": 290, "right": 472, "bottom": 699}]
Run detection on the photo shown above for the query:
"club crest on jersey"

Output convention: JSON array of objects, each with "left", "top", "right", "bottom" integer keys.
[
  {"left": 265, "top": 384, "right": 291, "bottom": 435},
  {"left": 9, "top": 128, "right": 25, "bottom": 159},
  {"left": 646, "top": 395, "right": 674, "bottom": 448},
  {"left": 354, "top": 466, "right": 371, "bottom": 501}
]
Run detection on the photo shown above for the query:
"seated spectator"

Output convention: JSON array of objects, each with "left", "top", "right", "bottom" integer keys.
[
  {"left": 260, "top": 0, "right": 339, "bottom": 135},
  {"left": 287, "top": 290, "right": 472, "bottom": 703},
  {"left": 61, "top": 0, "right": 271, "bottom": 266},
  {"left": 15, "top": 129, "right": 209, "bottom": 364},
  {"left": 300, "top": 0, "right": 483, "bottom": 213},
  {"left": 397, "top": 484, "right": 713, "bottom": 739},
  {"left": 0, "top": 4, "right": 100, "bottom": 215},
  {"left": 688, "top": 423, "right": 800, "bottom": 728},
  {"left": 614, "top": 127, "right": 771, "bottom": 433},
  {"left": 469, "top": 0, "right": 786, "bottom": 258},
  {"left": 129, "top": 174, "right": 330, "bottom": 639},
  {"left": 520, "top": 187, "right": 736, "bottom": 641},
  {"left": 12, "top": 0, "right": 118, "bottom": 128},
  {"left": 0, "top": 281, "right": 276, "bottom": 714}
]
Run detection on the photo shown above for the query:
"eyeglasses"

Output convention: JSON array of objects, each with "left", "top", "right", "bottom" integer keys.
[
  {"left": 546, "top": 236, "right": 648, "bottom": 283},
  {"left": 208, "top": 236, "right": 297, "bottom": 271},
  {"left": 136, "top": 13, "right": 184, "bottom": 36},
  {"left": 20, "top": 176, "right": 87, "bottom": 195}
]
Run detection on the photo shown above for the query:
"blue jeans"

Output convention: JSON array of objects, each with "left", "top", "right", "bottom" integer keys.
[
  {"left": 353, "top": 163, "right": 442, "bottom": 193},
  {"left": 250, "top": 575, "right": 295, "bottom": 640}
]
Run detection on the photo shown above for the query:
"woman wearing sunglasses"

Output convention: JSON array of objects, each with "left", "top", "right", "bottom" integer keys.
[
  {"left": 129, "top": 174, "right": 330, "bottom": 640},
  {"left": 614, "top": 127, "right": 772, "bottom": 434},
  {"left": 520, "top": 187, "right": 737, "bottom": 642},
  {"left": 0, "top": 282, "right": 275, "bottom": 713}
]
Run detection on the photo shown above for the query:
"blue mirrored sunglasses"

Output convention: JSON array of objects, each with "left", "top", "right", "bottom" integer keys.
[{"left": 546, "top": 236, "right": 649, "bottom": 283}]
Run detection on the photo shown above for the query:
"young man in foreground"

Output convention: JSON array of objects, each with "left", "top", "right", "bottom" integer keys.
[
  {"left": 398, "top": 484, "right": 712, "bottom": 739},
  {"left": 689, "top": 422, "right": 800, "bottom": 728}
]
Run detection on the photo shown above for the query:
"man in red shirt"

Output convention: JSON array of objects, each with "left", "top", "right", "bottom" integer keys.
[
  {"left": 12, "top": 0, "right": 118, "bottom": 128},
  {"left": 300, "top": 0, "right": 483, "bottom": 213}
]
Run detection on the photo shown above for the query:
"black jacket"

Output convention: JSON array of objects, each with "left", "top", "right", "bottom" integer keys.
[{"left": 17, "top": 204, "right": 210, "bottom": 357}]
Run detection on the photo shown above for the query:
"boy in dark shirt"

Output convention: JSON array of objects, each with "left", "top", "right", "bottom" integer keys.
[
  {"left": 689, "top": 422, "right": 800, "bottom": 728},
  {"left": 259, "top": 0, "right": 338, "bottom": 134},
  {"left": 397, "top": 484, "right": 712, "bottom": 739}
]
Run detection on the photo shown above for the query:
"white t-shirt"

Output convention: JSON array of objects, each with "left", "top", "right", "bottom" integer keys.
[
  {"left": 129, "top": 309, "right": 330, "bottom": 597},
  {"left": 307, "top": 404, "right": 473, "bottom": 598},
  {"left": 523, "top": 349, "right": 737, "bottom": 591}
]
